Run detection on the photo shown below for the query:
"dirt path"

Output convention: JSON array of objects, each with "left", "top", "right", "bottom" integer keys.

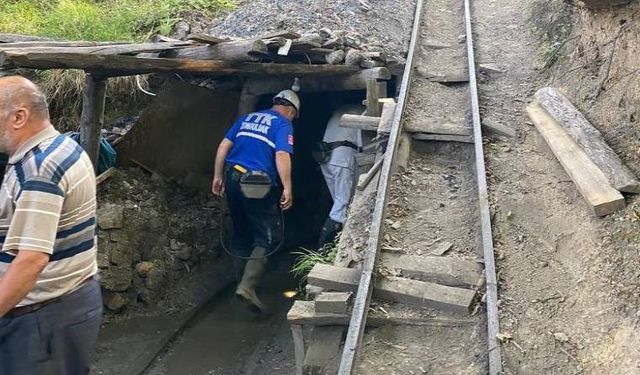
[{"left": 476, "top": 0, "right": 640, "bottom": 374}]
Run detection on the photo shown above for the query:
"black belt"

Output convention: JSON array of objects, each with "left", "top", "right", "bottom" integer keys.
[{"left": 2, "top": 276, "right": 95, "bottom": 319}]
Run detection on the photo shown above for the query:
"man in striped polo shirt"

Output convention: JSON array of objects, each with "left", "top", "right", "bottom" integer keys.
[{"left": 0, "top": 76, "right": 101, "bottom": 375}]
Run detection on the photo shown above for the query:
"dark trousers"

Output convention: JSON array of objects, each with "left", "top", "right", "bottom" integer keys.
[
  {"left": 225, "top": 169, "right": 282, "bottom": 261},
  {"left": 0, "top": 277, "right": 103, "bottom": 375}
]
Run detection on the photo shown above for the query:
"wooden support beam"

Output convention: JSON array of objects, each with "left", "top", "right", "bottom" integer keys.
[
  {"left": 365, "top": 79, "right": 381, "bottom": 117},
  {"left": 377, "top": 101, "right": 397, "bottom": 134},
  {"left": 380, "top": 253, "right": 483, "bottom": 288},
  {"left": 79, "top": 74, "right": 107, "bottom": 170},
  {"left": 165, "top": 39, "right": 268, "bottom": 62},
  {"left": 308, "top": 264, "right": 477, "bottom": 314},
  {"left": 0, "top": 41, "right": 133, "bottom": 48},
  {"left": 236, "top": 84, "right": 259, "bottom": 118},
  {"left": 340, "top": 114, "right": 380, "bottom": 131},
  {"left": 96, "top": 167, "right": 116, "bottom": 185},
  {"left": 0, "top": 52, "right": 362, "bottom": 77},
  {"left": 535, "top": 87, "right": 640, "bottom": 193},
  {"left": 412, "top": 133, "right": 474, "bottom": 143},
  {"left": 357, "top": 158, "right": 383, "bottom": 191},
  {"left": 243, "top": 68, "right": 390, "bottom": 95},
  {"left": 288, "top": 300, "right": 476, "bottom": 327},
  {"left": 405, "top": 120, "right": 472, "bottom": 136},
  {"left": 527, "top": 102, "right": 625, "bottom": 216},
  {"left": 186, "top": 34, "right": 231, "bottom": 45},
  {"left": 0, "top": 42, "right": 191, "bottom": 55},
  {"left": 0, "top": 33, "right": 54, "bottom": 43},
  {"left": 291, "top": 324, "right": 305, "bottom": 375},
  {"left": 304, "top": 327, "right": 343, "bottom": 375}
]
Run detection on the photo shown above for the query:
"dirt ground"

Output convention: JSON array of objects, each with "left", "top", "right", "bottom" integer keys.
[{"left": 477, "top": 0, "right": 640, "bottom": 373}]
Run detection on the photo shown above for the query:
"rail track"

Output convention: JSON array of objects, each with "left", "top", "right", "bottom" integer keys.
[{"left": 330, "top": 0, "right": 503, "bottom": 373}]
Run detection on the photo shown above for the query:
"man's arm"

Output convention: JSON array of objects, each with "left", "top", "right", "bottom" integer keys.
[
  {"left": 0, "top": 250, "right": 49, "bottom": 317},
  {"left": 212, "top": 138, "right": 234, "bottom": 196},
  {"left": 276, "top": 151, "right": 292, "bottom": 210}
]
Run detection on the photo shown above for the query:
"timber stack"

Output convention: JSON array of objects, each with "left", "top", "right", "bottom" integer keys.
[{"left": 0, "top": 30, "right": 398, "bottom": 75}]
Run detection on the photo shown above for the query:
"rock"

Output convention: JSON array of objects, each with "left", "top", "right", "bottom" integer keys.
[
  {"left": 135, "top": 261, "right": 155, "bottom": 277},
  {"left": 479, "top": 63, "right": 505, "bottom": 74},
  {"left": 553, "top": 332, "right": 569, "bottom": 343},
  {"left": 345, "top": 49, "right": 364, "bottom": 66},
  {"left": 108, "top": 243, "right": 133, "bottom": 266},
  {"left": 145, "top": 267, "right": 167, "bottom": 291},
  {"left": 103, "top": 292, "right": 127, "bottom": 312},
  {"left": 173, "top": 20, "right": 190, "bottom": 40},
  {"left": 101, "top": 266, "right": 132, "bottom": 292},
  {"left": 170, "top": 238, "right": 183, "bottom": 251},
  {"left": 457, "top": 34, "right": 466, "bottom": 43},
  {"left": 318, "top": 27, "right": 333, "bottom": 39},
  {"left": 325, "top": 50, "right": 345, "bottom": 65},
  {"left": 97, "top": 204, "right": 125, "bottom": 230},
  {"left": 109, "top": 230, "right": 127, "bottom": 242},
  {"left": 97, "top": 252, "right": 110, "bottom": 269}
]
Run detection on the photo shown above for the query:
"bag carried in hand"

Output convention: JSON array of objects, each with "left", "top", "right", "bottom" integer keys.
[{"left": 312, "top": 141, "right": 360, "bottom": 164}]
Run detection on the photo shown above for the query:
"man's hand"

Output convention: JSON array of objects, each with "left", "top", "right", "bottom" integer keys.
[
  {"left": 0, "top": 250, "right": 49, "bottom": 317},
  {"left": 212, "top": 177, "right": 224, "bottom": 196},
  {"left": 280, "top": 189, "right": 293, "bottom": 210}
]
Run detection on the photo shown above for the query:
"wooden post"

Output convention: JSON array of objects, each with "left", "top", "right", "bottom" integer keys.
[
  {"left": 365, "top": 78, "right": 381, "bottom": 117},
  {"left": 236, "top": 84, "right": 259, "bottom": 118},
  {"left": 79, "top": 73, "right": 107, "bottom": 170},
  {"left": 291, "top": 324, "right": 305, "bottom": 375}
]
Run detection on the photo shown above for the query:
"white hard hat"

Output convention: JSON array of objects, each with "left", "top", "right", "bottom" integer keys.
[{"left": 273, "top": 90, "right": 301, "bottom": 116}]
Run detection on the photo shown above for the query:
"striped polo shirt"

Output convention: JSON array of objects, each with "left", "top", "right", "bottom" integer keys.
[{"left": 0, "top": 127, "right": 98, "bottom": 306}]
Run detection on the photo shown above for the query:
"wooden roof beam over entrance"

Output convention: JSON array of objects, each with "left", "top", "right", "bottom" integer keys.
[{"left": 0, "top": 51, "right": 364, "bottom": 77}]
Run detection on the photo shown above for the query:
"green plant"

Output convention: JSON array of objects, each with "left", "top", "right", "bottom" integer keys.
[{"left": 291, "top": 245, "right": 338, "bottom": 279}]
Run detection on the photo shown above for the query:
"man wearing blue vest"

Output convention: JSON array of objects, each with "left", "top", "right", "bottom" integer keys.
[{"left": 212, "top": 90, "right": 299, "bottom": 313}]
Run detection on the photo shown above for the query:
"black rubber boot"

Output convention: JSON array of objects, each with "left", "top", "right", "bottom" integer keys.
[{"left": 318, "top": 218, "right": 343, "bottom": 250}]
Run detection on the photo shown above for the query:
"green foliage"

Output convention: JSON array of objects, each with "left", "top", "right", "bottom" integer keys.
[
  {"left": 527, "top": 0, "right": 574, "bottom": 71},
  {"left": 291, "top": 245, "right": 338, "bottom": 279},
  {"left": 0, "top": 0, "right": 236, "bottom": 42}
]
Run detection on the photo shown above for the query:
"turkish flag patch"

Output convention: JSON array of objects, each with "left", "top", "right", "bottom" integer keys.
[{"left": 288, "top": 134, "right": 294, "bottom": 145}]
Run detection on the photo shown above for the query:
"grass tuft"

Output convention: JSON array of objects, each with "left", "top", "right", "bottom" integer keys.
[
  {"left": 291, "top": 245, "right": 338, "bottom": 280},
  {"left": 0, "top": 0, "right": 236, "bottom": 42}
]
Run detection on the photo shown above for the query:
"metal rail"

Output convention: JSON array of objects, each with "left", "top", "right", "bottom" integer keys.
[
  {"left": 336, "top": 0, "right": 503, "bottom": 373},
  {"left": 336, "top": 0, "right": 426, "bottom": 373},
  {"left": 463, "top": 0, "right": 503, "bottom": 373}
]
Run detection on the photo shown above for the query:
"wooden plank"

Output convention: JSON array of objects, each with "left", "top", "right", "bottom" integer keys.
[
  {"left": 377, "top": 101, "right": 396, "bottom": 134},
  {"left": 259, "top": 31, "right": 302, "bottom": 40},
  {"left": 365, "top": 79, "right": 381, "bottom": 116},
  {"left": 391, "top": 133, "right": 412, "bottom": 174},
  {"left": 288, "top": 300, "right": 476, "bottom": 327},
  {"left": 315, "top": 292, "right": 351, "bottom": 314},
  {"left": 308, "top": 264, "right": 476, "bottom": 314},
  {"left": 527, "top": 102, "right": 625, "bottom": 216},
  {"left": 165, "top": 39, "right": 267, "bottom": 62},
  {"left": 482, "top": 119, "right": 516, "bottom": 138},
  {"left": 380, "top": 253, "right": 483, "bottom": 288},
  {"left": 291, "top": 325, "right": 305, "bottom": 375},
  {"left": 0, "top": 33, "right": 54, "bottom": 43},
  {"left": 79, "top": 74, "right": 107, "bottom": 171},
  {"left": 340, "top": 114, "right": 379, "bottom": 131},
  {"left": 186, "top": 33, "right": 232, "bottom": 45},
  {"left": 535, "top": 87, "right": 640, "bottom": 193},
  {"left": 243, "top": 68, "right": 390, "bottom": 95},
  {"left": 412, "top": 133, "right": 474, "bottom": 143},
  {"left": 304, "top": 326, "right": 343, "bottom": 375},
  {"left": 0, "top": 42, "right": 191, "bottom": 55},
  {"left": 357, "top": 158, "right": 383, "bottom": 191},
  {"left": 0, "top": 52, "right": 361, "bottom": 77},
  {"left": 96, "top": 167, "right": 116, "bottom": 185},
  {"left": 405, "top": 120, "right": 472, "bottom": 135},
  {"left": 0, "top": 41, "right": 132, "bottom": 48},
  {"left": 278, "top": 39, "right": 293, "bottom": 56}
]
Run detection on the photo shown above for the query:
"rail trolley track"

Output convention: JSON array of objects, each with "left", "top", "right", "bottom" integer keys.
[{"left": 331, "top": 0, "right": 503, "bottom": 373}]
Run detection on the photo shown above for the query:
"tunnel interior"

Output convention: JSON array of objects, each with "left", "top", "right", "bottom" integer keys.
[{"left": 253, "top": 89, "right": 369, "bottom": 248}]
